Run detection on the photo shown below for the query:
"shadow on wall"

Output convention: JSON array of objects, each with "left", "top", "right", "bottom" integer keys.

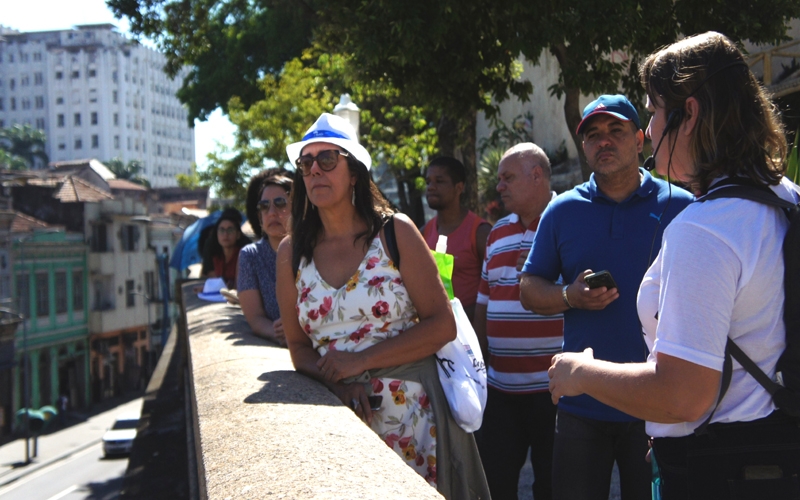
[{"left": 243, "top": 370, "right": 342, "bottom": 406}]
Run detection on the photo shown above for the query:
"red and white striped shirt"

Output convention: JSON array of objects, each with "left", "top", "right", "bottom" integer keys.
[{"left": 476, "top": 213, "right": 564, "bottom": 394}]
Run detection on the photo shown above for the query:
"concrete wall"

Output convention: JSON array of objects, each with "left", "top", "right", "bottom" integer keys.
[{"left": 181, "top": 282, "right": 442, "bottom": 499}]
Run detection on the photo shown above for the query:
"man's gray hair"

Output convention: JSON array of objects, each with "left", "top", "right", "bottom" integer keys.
[{"left": 501, "top": 143, "right": 552, "bottom": 178}]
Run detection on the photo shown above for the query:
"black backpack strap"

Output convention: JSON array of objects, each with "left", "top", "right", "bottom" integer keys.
[
  {"left": 695, "top": 341, "right": 733, "bottom": 436},
  {"left": 383, "top": 214, "right": 400, "bottom": 267},
  {"left": 700, "top": 179, "right": 797, "bottom": 214}
]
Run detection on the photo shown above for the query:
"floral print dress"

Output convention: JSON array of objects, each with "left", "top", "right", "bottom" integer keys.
[{"left": 296, "top": 235, "right": 438, "bottom": 485}]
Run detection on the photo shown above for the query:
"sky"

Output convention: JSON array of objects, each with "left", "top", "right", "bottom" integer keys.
[{"left": 0, "top": 0, "right": 237, "bottom": 171}]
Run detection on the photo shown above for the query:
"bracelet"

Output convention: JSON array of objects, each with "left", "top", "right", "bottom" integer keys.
[{"left": 561, "top": 284, "right": 574, "bottom": 309}]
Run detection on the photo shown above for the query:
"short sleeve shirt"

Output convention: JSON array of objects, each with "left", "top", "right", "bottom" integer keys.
[{"left": 237, "top": 238, "right": 280, "bottom": 320}]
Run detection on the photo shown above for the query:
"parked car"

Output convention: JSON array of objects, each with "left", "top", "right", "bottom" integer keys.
[{"left": 102, "top": 414, "right": 140, "bottom": 457}]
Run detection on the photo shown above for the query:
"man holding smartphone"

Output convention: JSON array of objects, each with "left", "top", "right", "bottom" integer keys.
[{"left": 519, "top": 95, "right": 693, "bottom": 500}]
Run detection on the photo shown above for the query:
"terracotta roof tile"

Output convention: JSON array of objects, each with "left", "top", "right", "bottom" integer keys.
[
  {"left": 108, "top": 178, "right": 148, "bottom": 191},
  {"left": 10, "top": 211, "right": 58, "bottom": 233},
  {"left": 53, "top": 176, "right": 114, "bottom": 202}
]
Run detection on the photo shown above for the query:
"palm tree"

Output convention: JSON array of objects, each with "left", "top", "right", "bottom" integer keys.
[
  {"left": 104, "top": 157, "right": 151, "bottom": 188},
  {"left": 0, "top": 124, "right": 49, "bottom": 170}
]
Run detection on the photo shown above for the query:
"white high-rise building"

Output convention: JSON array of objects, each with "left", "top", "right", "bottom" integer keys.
[{"left": 0, "top": 24, "right": 195, "bottom": 188}]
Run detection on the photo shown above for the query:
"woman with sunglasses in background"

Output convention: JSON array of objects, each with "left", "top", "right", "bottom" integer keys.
[
  {"left": 276, "top": 113, "right": 489, "bottom": 498},
  {"left": 203, "top": 207, "right": 249, "bottom": 289},
  {"left": 238, "top": 172, "right": 293, "bottom": 346}
]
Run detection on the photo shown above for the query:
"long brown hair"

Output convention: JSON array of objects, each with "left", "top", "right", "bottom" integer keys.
[
  {"left": 640, "top": 31, "right": 786, "bottom": 194},
  {"left": 290, "top": 151, "right": 393, "bottom": 273}
]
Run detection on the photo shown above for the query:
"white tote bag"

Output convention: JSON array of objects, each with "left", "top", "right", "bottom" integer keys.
[{"left": 436, "top": 297, "right": 488, "bottom": 433}]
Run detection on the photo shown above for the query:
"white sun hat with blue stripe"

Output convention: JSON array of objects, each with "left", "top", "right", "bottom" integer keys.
[{"left": 286, "top": 113, "right": 372, "bottom": 170}]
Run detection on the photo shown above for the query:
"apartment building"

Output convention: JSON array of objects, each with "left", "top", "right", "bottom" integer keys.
[{"left": 0, "top": 24, "right": 195, "bottom": 187}]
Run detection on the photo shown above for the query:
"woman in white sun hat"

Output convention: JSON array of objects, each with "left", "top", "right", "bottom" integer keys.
[{"left": 276, "top": 113, "right": 490, "bottom": 498}]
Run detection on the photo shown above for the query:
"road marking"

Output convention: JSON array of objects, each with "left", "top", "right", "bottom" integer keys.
[
  {"left": 45, "top": 484, "right": 78, "bottom": 500},
  {"left": 0, "top": 444, "right": 99, "bottom": 496}
]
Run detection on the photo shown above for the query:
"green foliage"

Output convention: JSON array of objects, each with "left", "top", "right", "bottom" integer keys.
[
  {"left": 199, "top": 48, "right": 439, "bottom": 221},
  {"left": 105, "top": 157, "right": 151, "bottom": 187},
  {"left": 176, "top": 163, "right": 203, "bottom": 189},
  {"left": 787, "top": 128, "right": 800, "bottom": 185},
  {"left": 0, "top": 124, "right": 48, "bottom": 169}
]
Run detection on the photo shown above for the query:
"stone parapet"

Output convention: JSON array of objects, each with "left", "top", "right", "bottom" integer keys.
[{"left": 181, "top": 282, "right": 442, "bottom": 499}]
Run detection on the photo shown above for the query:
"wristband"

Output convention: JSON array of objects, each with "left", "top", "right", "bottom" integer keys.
[{"left": 561, "top": 284, "right": 574, "bottom": 309}]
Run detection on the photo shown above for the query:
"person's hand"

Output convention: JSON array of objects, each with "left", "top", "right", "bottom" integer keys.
[
  {"left": 548, "top": 348, "right": 594, "bottom": 404},
  {"left": 272, "top": 318, "right": 286, "bottom": 347},
  {"left": 317, "top": 349, "right": 366, "bottom": 383},
  {"left": 331, "top": 382, "right": 373, "bottom": 425},
  {"left": 565, "top": 270, "right": 619, "bottom": 310}
]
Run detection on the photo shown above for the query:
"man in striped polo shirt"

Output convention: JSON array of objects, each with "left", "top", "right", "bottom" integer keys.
[{"left": 475, "top": 143, "right": 563, "bottom": 500}]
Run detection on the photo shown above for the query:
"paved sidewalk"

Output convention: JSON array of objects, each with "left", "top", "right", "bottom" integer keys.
[{"left": 0, "top": 395, "right": 144, "bottom": 489}]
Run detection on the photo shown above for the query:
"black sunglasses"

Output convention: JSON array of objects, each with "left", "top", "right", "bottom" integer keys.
[
  {"left": 295, "top": 149, "right": 350, "bottom": 176},
  {"left": 257, "top": 197, "right": 289, "bottom": 213}
]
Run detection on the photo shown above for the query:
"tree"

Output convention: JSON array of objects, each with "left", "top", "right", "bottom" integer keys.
[
  {"left": 510, "top": 0, "right": 800, "bottom": 180},
  {"left": 105, "top": 158, "right": 151, "bottom": 187},
  {"left": 0, "top": 124, "right": 48, "bottom": 170},
  {"left": 200, "top": 49, "right": 438, "bottom": 223}
]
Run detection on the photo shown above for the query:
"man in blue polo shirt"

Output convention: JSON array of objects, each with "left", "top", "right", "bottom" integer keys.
[{"left": 520, "top": 95, "right": 693, "bottom": 500}]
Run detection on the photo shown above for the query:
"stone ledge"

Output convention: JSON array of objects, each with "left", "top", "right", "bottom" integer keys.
[{"left": 182, "top": 282, "right": 442, "bottom": 499}]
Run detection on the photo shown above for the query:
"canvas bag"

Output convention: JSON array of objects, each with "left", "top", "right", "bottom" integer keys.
[{"left": 384, "top": 217, "right": 488, "bottom": 432}]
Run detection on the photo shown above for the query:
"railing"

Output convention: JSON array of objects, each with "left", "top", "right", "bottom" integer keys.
[
  {"left": 748, "top": 40, "right": 800, "bottom": 98},
  {"left": 179, "top": 281, "right": 442, "bottom": 499}
]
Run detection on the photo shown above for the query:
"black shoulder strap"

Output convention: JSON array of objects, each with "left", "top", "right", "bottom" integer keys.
[
  {"left": 383, "top": 214, "right": 400, "bottom": 267},
  {"left": 699, "top": 178, "right": 797, "bottom": 214}
]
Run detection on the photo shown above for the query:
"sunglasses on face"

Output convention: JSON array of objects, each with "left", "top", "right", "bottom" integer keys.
[
  {"left": 257, "top": 197, "right": 289, "bottom": 213},
  {"left": 295, "top": 149, "right": 350, "bottom": 176}
]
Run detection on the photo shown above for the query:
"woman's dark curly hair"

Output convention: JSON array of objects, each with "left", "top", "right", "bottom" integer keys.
[
  {"left": 640, "top": 31, "right": 786, "bottom": 194},
  {"left": 290, "top": 150, "right": 393, "bottom": 273}
]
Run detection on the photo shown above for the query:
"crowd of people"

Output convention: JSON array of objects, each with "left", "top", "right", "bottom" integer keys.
[{"left": 199, "top": 31, "right": 800, "bottom": 500}]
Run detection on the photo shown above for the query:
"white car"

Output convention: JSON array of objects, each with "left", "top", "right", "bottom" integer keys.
[{"left": 102, "top": 414, "right": 140, "bottom": 457}]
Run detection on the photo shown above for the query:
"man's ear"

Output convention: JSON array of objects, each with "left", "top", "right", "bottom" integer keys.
[{"left": 635, "top": 129, "right": 645, "bottom": 154}]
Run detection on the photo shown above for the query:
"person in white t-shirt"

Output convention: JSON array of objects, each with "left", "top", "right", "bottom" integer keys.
[{"left": 547, "top": 31, "right": 800, "bottom": 499}]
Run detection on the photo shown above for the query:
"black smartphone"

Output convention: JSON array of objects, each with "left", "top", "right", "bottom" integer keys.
[
  {"left": 367, "top": 395, "right": 383, "bottom": 411},
  {"left": 585, "top": 270, "right": 618, "bottom": 290}
]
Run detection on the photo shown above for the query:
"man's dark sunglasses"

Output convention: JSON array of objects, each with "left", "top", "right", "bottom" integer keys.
[
  {"left": 295, "top": 149, "right": 350, "bottom": 176},
  {"left": 257, "top": 197, "right": 289, "bottom": 213}
]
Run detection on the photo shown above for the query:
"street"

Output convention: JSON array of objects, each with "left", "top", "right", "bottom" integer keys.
[
  {"left": 0, "top": 397, "right": 143, "bottom": 500},
  {"left": 0, "top": 442, "right": 127, "bottom": 500}
]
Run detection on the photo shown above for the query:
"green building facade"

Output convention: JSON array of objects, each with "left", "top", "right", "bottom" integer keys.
[{"left": 12, "top": 231, "right": 89, "bottom": 424}]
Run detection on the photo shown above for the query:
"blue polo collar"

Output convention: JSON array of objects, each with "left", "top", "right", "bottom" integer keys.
[{"left": 587, "top": 168, "right": 656, "bottom": 204}]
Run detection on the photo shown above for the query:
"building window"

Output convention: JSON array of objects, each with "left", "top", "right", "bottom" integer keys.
[
  {"left": 112, "top": 91, "right": 118, "bottom": 104},
  {"left": 0, "top": 98, "right": 3, "bottom": 111},
  {"left": 35, "top": 118, "right": 45, "bottom": 130},
  {"left": 126, "top": 280, "right": 135, "bottom": 308},
  {"left": 74, "top": 113, "right": 81, "bottom": 126},
  {"left": 21, "top": 98, "right": 31, "bottom": 110},
  {"left": 10, "top": 98, "right": 15, "bottom": 111},
  {"left": 56, "top": 96, "right": 64, "bottom": 105},
  {"left": 55, "top": 71, "right": 63, "bottom": 80},
  {"left": 16, "top": 273, "right": 29, "bottom": 318},
  {"left": 55, "top": 271, "right": 68, "bottom": 314},
  {"left": 120, "top": 225, "right": 139, "bottom": 251},
  {"left": 36, "top": 272, "right": 49, "bottom": 318},
  {"left": 71, "top": 70, "right": 79, "bottom": 79},
  {"left": 73, "top": 270, "right": 84, "bottom": 311},
  {"left": 91, "top": 112, "right": 98, "bottom": 125},
  {"left": 88, "top": 68, "right": 96, "bottom": 78},
  {"left": 9, "top": 79, "right": 15, "bottom": 90},
  {"left": 33, "top": 52, "right": 42, "bottom": 62},
  {"left": 21, "top": 74, "right": 29, "bottom": 86},
  {"left": 113, "top": 113, "right": 119, "bottom": 126},
  {"left": 35, "top": 96, "right": 44, "bottom": 109},
  {"left": 114, "top": 136, "right": 120, "bottom": 149},
  {"left": 91, "top": 135, "right": 99, "bottom": 148},
  {"left": 89, "top": 89, "right": 98, "bottom": 103},
  {"left": 145, "top": 271, "right": 157, "bottom": 301},
  {"left": 74, "top": 137, "right": 82, "bottom": 150},
  {"left": 57, "top": 114, "right": 65, "bottom": 127},
  {"left": 34, "top": 72, "right": 43, "bottom": 85},
  {"left": 90, "top": 224, "right": 108, "bottom": 252}
]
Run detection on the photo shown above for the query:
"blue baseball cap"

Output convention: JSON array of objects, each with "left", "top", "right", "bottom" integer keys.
[{"left": 576, "top": 95, "right": 641, "bottom": 135}]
